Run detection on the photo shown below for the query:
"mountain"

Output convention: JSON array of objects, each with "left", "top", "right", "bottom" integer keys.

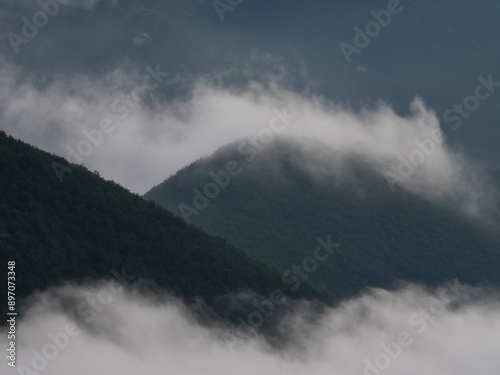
[
  {"left": 0, "top": 131, "right": 328, "bottom": 323},
  {"left": 145, "top": 138, "right": 500, "bottom": 299}
]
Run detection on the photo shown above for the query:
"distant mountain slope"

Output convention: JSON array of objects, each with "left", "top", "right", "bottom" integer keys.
[
  {"left": 145, "top": 139, "right": 500, "bottom": 298},
  {"left": 0, "top": 131, "right": 327, "bottom": 319}
]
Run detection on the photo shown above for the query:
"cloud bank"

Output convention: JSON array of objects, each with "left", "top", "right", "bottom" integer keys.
[
  {"left": 0, "top": 62, "right": 497, "bottom": 217},
  {"left": 2, "top": 282, "right": 500, "bottom": 375}
]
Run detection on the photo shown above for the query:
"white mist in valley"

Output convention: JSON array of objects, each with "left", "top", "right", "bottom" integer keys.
[{"left": 2, "top": 282, "right": 500, "bottom": 375}]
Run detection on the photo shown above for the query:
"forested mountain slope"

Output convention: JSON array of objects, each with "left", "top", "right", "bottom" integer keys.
[
  {"left": 0, "top": 131, "right": 327, "bottom": 321},
  {"left": 146, "top": 139, "right": 500, "bottom": 298}
]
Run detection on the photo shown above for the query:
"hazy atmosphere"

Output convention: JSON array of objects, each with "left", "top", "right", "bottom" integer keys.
[
  {"left": 1, "top": 1, "right": 499, "bottom": 374},
  {"left": 3, "top": 282, "right": 500, "bottom": 375}
]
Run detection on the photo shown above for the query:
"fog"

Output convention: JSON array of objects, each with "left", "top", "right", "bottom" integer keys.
[
  {"left": 2, "top": 282, "right": 500, "bottom": 375},
  {"left": 0, "top": 61, "right": 497, "bottom": 218}
]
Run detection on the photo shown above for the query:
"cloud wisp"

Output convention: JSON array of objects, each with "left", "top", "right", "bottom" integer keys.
[
  {"left": 0, "top": 62, "right": 497, "bottom": 218},
  {"left": 2, "top": 282, "right": 500, "bottom": 375}
]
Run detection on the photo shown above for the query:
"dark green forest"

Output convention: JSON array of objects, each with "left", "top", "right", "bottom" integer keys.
[
  {"left": 0, "top": 131, "right": 328, "bottom": 323},
  {"left": 145, "top": 138, "right": 500, "bottom": 299}
]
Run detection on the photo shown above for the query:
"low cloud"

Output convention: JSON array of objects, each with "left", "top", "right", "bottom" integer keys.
[
  {"left": 0, "top": 61, "right": 497, "bottom": 217},
  {"left": 2, "top": 282, "right": 500, "bottom": 375}
]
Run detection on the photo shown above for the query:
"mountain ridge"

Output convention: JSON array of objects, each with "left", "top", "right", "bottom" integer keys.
[
  {"left": 0, "top": 130, "right": 329, "bottom": 325},
  {"left": 145, "top": 137, "right": 500, "bottom": 298}
]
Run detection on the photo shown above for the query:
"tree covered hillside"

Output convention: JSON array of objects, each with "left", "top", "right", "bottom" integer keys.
[
  {"left": 0, "top": 131, "right": 327, "bottom": 321},
  {"left": 145, "top": 139, "right": 500, "bottom": 298}
]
